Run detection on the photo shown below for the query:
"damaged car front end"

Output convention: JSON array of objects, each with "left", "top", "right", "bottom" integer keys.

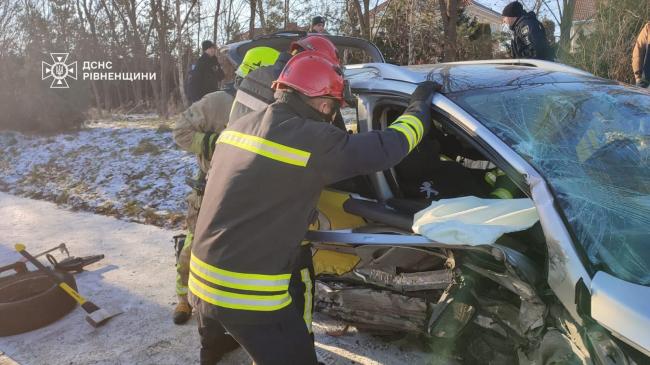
[{"left": 309, "top": 63, "right": 650, "bottom": 364}]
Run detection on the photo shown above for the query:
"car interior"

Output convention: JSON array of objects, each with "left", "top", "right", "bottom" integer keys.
[
  {"left": 326, "top": 99, "right": 548, "bottom": 265},
  {"left": 333, "top": 101, "right": 519, "bottom": 211}
]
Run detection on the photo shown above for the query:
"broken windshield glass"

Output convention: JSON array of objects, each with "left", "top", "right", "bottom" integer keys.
[{"left": 449, "top": 83, "right": 650, "bottom": 286}]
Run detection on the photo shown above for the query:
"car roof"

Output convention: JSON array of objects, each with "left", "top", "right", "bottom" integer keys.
[
  {"left": 345, "top": 60, "right": 614, "bottom": 94},
  {"left": 220, "top": 31, "right": 385, "bottom": 66}
]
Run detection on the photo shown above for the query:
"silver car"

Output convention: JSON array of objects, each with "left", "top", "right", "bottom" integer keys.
[{"left": 224, "top": 35, "right": 650, "bottom": 364}]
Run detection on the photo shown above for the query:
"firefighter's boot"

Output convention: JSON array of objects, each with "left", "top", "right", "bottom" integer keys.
[{"left": 173, "top": 295, "right": 192, "bottom": 324}]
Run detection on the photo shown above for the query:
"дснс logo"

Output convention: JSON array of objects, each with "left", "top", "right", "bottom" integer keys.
[{"left": 42, "top": 53, "right": 77, "bottom": 88}]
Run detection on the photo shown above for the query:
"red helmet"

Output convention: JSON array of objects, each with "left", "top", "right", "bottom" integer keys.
[
  {"left": 290, "top": 35, "right": 340, "bottom": 65},
  {"left": 272, "top": 53, "right": 345, "bottom": 105}
]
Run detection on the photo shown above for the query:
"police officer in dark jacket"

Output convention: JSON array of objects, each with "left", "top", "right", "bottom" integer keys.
[
  {"left": 502, "top": 1, "right": 552, "bottom": 61},
  {"left": 190, "top": 40, "right": 224, "bottom": 103}
]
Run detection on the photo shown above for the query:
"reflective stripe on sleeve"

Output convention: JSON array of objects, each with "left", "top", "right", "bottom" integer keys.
[
  {"left": 217, "top": 131, "right": 311, "bottom": 167},
  {"left": 395, "top": 115, "right": 424, "bottom": 141},
  {"left": 388, "top": 123, "right": 416, "bottom": 152},
  {"left": 190, "top": 253, "right": 291, "bottom": 292},
  {"left": 234, "top": 90, "right": 269, "bottom": 112},
  {"left": 300, "top": 268, "right": 313, "bottom": 333},
  {"left": 389, "top": 114, "right": 424, "bottom": 152},
  {"left": 189, "top": 273, "right": 292, "bottom": 311}
]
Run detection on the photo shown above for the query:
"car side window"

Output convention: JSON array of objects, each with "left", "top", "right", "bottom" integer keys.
[
  {"left": 339, "top": 106, "right": 358, "bottom": 133},
  {"left": 373, "top": 103, "right": 513, "bottom": 203}
]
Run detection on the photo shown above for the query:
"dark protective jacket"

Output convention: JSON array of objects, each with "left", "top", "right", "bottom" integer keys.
[
  {"left": 511, "top": 12, "right": 552, "bottom": 61},
  {"left": 190, "top": 91, "right": 430, "bottom": 324},
  {"left": 190, "top": 53, "right": 223, "bottom": 103},
  {"left": 229, "top": 51, "right": 347, "bottom": 130},
  {"left": 229, "top": 52, "right": 291, "bottom": 123}
]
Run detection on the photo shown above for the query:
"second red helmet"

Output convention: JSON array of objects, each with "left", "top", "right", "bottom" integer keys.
[
  {"left": 290, "top": 35, "right": 340, "bottom": 65},
  {"left": 272, "top": 52, "right": 345, "bottom": 105}
]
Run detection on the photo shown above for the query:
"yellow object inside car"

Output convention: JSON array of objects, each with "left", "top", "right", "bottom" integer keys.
[
  {"left": 313, "top": 249, "right": 360, "bottom": 275},
  {"left": 315, "top": 189, "right": 366, "bottom": 230},
  {"left": 311, "top": 189, "right": 367, "bottom": 275}
]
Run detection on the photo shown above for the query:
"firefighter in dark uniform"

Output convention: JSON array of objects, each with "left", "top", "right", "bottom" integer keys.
[
  {"left": 502, "top": 1, "right": 552, "bottom": 61},
  {"left": 225, "top": 36, "right": 343, "bottom": 343},
  {"left": 189, "top": 52, "right": 439, "bottom": 364}
]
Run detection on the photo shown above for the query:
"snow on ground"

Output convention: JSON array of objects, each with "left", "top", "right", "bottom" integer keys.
[
  {"left": 0, "top": 111, "right": 360, "bottom": 230},
  {"left": 0, "top": 116, "right": 196, "bottom": 229},
  {"left": 0, "top": 193, "right": 431, "bottom": 365}
]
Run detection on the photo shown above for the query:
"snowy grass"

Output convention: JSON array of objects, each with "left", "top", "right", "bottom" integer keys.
[
  {"left": 0, "top": 115, "right": 196, "bottom": 229},
  {"left": 0, "top": 110, "right": 359, "bottom": 230}
]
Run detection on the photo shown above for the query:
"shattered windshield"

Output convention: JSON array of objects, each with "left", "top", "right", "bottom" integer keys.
[{"left": 449, "top": 83, "right": 650, "bottom": 286}]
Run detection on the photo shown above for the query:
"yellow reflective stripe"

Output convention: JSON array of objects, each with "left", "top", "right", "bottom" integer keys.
[
  {"left": 389, "top": 123, "right": 416, "bottom": 151},
  {"left": 491, "top": 187, "right": 514, "bottom": 199},
  {"left": 301, "top": 268, "right": 313, "bottom": 333},
  {"left": 190, "top": 261, "right": 289, "bottom": 292},
  {"left": 189, "top": 274, "right": 292, "bottom": 311},
  {"left": 395, "top": 115, "right": 424, "bottom": 141},
  {"left": 190, "top": 253, "right": 291, "bottom": 292},
  {"left": 217, "top": 130, "right": 311, "bottom": 167}
]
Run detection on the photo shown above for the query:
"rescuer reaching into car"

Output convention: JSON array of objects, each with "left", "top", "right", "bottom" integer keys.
[
  {"left": 226, "top": 36, "right": 344, "bottom": 348},
  {"left": 188, "top": 50, "right": 440, "bottom": 364}
]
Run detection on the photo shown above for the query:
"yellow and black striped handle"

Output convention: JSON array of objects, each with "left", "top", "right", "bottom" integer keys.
[{"left": 15, "top": 243, "right": 95, "bottom": 311}]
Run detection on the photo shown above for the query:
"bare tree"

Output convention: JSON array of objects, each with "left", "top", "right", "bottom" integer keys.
[
  {"left": 438, "top": 0, "right": 458, "bottom": 62},
  {"left": 175, "top": 0, "right": 197, "bottom": 107},
  {"left": 249, "top": 0, "right": 256, "bottom": 38},
  {"left": 283, "top": 0, "right": 288, "bottom": 29},
  {"left": 349, "top": 0, "right": 371, "bottom": 39},
  {"left": 213, "top": 0, "right": 221, "bottom": 42},
  {"left": 257, "top": 0, "right": 266, "bottom": 31},
  {"left": 536, "top": 0, "right": 576, "bottom": 53}
]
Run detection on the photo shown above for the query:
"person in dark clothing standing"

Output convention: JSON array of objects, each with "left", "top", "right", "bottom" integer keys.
[
  {"left": 502, "top": 1, "right": 552, "bottom": 61},
  {"left": 189, "top": 40, "right": 224, "bottom": 104},
  {"left": 309, "top": 16, "right": 328, "bottom": 34}
]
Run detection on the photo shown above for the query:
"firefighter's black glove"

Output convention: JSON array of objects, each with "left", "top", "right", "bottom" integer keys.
[
  {"left": 636, "top": 78, "right": 649, "bottom": 88},
  {"left": 202, "top": 132, "right": 219, "bottom": 160},
  {"left": 399, "top": 81, "right": 441, "bottom": 143},
  {"left": 411, "top": 81, "right": 441, "bottom": 102}
]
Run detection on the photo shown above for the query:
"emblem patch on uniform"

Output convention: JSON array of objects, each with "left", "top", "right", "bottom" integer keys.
[{"left": 42, "top": 53, "right": 77, "bottom": 88}]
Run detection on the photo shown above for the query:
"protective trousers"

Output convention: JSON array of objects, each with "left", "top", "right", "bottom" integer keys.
[
  {"left": 194, "top": 245, "right": 316, "bottom": 365},
  {"left": 176, "top": 188, "right": 202, "bottom": 296}
]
